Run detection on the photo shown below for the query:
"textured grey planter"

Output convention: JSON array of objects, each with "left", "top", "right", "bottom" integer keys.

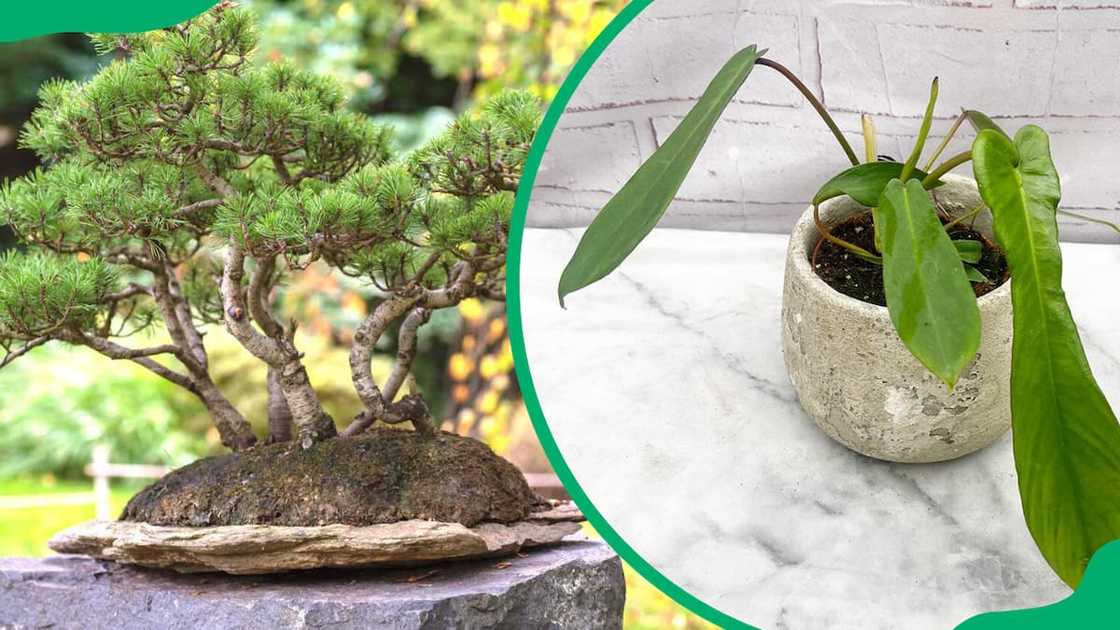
[{"left": 781, "top": 175, "right": 1012, "bottom": 463}]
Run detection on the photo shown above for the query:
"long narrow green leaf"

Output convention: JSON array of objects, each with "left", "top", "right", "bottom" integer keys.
[
  {"left": 874, "top": 178, "right": 981, "bottom": 388},
  {"left": 812, "top": 161, "right": 941, "bottom": 207},
  {"left": 900, "top": 77, "right": 939, "bottom": 182},
  {"left": 973, "top": 125, "right": 1120, "bottom": 588},
  {"left": 557, "top": 45, "right": 764, "bottom": 306}
]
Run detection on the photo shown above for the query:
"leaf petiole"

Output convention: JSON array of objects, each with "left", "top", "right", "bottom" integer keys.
[
  {"left": 922, "top": 150, "right": 972, "bottom": 188},
  {"left": 923, "top": 110, "right": 966, "bottom": 172},
  {"left": 757, "top": 56, "right": 859, "bottom": 166},
  {"left": 1057, "top": 209, "right": 1120, "bottom": 235},
  {"left": 943, "top": 201, "right": 985, "bottom": 231},
  {"left": 812, "top": 203, "right": 882, "bottom": 264}
]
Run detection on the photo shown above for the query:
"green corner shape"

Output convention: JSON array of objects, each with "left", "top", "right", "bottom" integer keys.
[
  {"left": 957, "top": 539, "right": 1120, "bottom": 629},
  {"left": 0, "top": 1, "right": 216, "bottom": 43}
]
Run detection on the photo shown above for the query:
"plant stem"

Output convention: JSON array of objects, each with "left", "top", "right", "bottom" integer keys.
[
  {"left": 862, "top": 114, "right": 877, "bottom": 164},
  {"left": 901, "top": 77, "right": 939, "bottom": 182},
  {"left": 923, "top": 110, "right": 966, "bottom": 172},
  {"left": 943, "top": 202, "right": 985, "bottom": 231},
  {"left": 922, "top": 150, "right": 972, "bottom": 188},
  {"left": 813, "top": 203, "right": 882, "bottom": 264},
  {"left": 1057, "top": 209, "right": 1120, "bottom": 235},
  {"left": 757, "top": 57, "right": 859, "bottom": 166}
]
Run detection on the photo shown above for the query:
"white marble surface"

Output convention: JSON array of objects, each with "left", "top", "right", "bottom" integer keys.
[{"left": 518, "top": 226, "right": 1120, "bottom": 629}]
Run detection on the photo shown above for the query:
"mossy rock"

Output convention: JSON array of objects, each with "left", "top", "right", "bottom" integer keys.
[{"left": 122, "top": 429, "right": 541, "bottom": 527}]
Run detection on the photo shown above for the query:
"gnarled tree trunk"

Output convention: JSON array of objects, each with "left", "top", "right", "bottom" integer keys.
[{"left": 221, "top": 243, "right": 336, "bottom": 447}]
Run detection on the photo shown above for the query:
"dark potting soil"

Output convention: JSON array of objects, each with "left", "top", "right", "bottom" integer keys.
[
  {"left": 812, "top": 211, "right": 1009, "bottom": 307},
  {"left": 121, "top": 429, "right": 544, "bottom": 528}
]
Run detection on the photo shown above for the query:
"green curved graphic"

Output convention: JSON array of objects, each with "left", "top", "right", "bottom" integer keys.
[
  {"left": 505, "top": 1, "right": 753, "bottom": 627},
  {"left": 0, "top": 1, "right": 215, "bottom": 43},
  {"left": 503, "top": 0, "right": 1118, "bottom": 628},
  {"left": 957, "top": 540, "right": 1120, "bottom": 629}
]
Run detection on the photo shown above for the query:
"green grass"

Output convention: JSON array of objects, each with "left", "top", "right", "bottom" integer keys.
[{"left": 0, "top": 478, "right": 142, "bottom": 557}]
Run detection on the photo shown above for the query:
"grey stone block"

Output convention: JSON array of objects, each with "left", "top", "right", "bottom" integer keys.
[{"left": 0, "top": 541, "right": 624, "bottom": 630}]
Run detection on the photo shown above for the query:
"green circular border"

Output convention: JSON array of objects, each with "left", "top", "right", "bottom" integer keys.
[
  {"left": 504, "top": 4, "right": 1112, "bottom": 626},
  {"left": 505, "top": 1, "right": 754, "bottom": 627}
]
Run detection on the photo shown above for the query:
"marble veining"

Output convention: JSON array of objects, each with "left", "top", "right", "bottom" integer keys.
[{"left": 516, "top": 226, "right": 1120, "bottom": 628}]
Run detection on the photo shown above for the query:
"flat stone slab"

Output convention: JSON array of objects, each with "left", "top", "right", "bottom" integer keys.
[
  {"left": 48, "top": 503, "right": 585, "bottom": 575},
  {"left": 0, "top": 541, "right": 624, "bottom": 629}
]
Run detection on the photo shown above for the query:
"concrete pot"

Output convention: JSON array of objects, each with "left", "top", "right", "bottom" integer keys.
[{"left": 780, "top": 175, "right": 1012, "bottom": 463}]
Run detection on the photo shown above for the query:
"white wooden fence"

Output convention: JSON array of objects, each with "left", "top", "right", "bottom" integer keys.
[{"left": 84, "top": 445, "right": 172, "bottom": 519}]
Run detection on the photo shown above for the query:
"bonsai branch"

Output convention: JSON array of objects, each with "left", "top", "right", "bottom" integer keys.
[
  {"left": 101, "top": 284, "right": 150, "bottom": 304},
  {"left": 176, "top": 198, "right": 223, "bottom": 218},
  {"left": 152, "top": 263, "right": 209, "bottom": 373},
  {"left": 248, "top": 255, "right": 284, "bottom": 339},
  {"left": 342, "top": 396, "right": 435, "bottom": 438},
  {"left": 349, "top": 295, "right": 420, "bottom": 421},
  {"left": 61, "top": 331, "right": 197, "bottom": 394},
  {"left": 383, "top": 307, "right": 431, "bottom": 405},
  {"left": 221, "top": 243, "right": 286, "bottom": 364},
  {"left": 192, "top": 163, "right": 236, "bottom": 198},
  {"left": 346, "top": 263, "right": 484, "bottom": 437},
  {"left": 0, "top": 336, "right": 50, "bottom": 369},
  {"left": 248, "top": 256, "right": 295, "bottom": 443},
  {"left": 64, "top": 328, "right": 257, "bottom": 451}
]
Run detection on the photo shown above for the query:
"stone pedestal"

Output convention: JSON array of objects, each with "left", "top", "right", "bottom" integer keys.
[{"left": 0, "top": 541, "right": 624, "bottom": 629}]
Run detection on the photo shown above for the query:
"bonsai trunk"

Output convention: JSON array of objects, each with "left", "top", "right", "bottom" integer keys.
[
  {"left": 266, "top": 365, "right": 293, "bottom": 443},
  {"left": 278, "top": 360, "right": 337, "bottom": 447},
  {"left": 221, "top": 243, "right": 336, "bottom": 447}
]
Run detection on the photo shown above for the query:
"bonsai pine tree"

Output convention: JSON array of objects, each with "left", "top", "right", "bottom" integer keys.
[{"left": 0, "top": 2, "right": 536, "bottom": 451}]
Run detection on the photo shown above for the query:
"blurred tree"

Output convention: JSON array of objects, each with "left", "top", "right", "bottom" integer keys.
[
  {"left": 0, "top": 36, "right": 102, "bottom": 253},
  {"left": 248, "top": 0, "right": 627, "bottom": 112},
  {"left": 0, "top": 344, "right": 210, "bottom": 478},
  {"left": 248, "top": 0, "right": 460, "bottom": 116},
  {"left": 404, "top": 0, "right": 625, "bottom": 103},
  {"left": 444, "top": 299, "right": 518, "bottom": 445},
  {"left": 0, "top": 35, "right": 101, "bottom": 174}
]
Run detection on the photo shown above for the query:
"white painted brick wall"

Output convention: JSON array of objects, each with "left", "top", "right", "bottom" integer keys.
[{"left": 529, "top": 0, "right": 1120, "bottom": 242}]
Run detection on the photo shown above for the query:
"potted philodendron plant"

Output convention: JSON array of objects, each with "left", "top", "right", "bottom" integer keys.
[
  {"left": 0, "top": 4, "right": 581, "bottom": 574},
  {"left": 558, "top": 44, "right": 1120, "bottom": 589}
]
